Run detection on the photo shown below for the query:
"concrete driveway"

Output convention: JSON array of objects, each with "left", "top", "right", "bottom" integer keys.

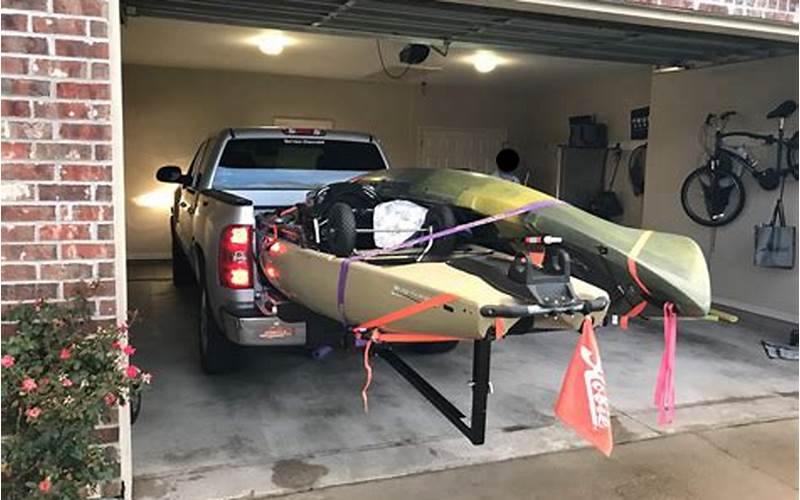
[{"left": 128, "top": 262, "right": 797, "bottom": 499}]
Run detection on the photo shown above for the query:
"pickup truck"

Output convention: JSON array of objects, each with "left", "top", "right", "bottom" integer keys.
[{"left": 156, "top": 127, "right": 390, "bottom": 373}]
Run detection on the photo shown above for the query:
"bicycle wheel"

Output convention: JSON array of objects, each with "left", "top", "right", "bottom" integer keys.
[
  {"left": 681, "top": 165, "right": 746, "bottom": 226},
  {"left": 788, "top": 131, "right": 798, "bottom": 180}
]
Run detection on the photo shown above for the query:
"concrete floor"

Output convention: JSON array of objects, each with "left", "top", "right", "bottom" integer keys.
[
  {"left": 271, "top": 419, "right": 798, "bottom": 500},
  {"left": 128, "top": 261, "right": 798, "bottom": 500}
]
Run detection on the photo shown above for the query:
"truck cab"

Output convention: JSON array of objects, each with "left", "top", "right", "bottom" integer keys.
[{"left": 156, "top": 127, "right": 389, "bottom": 373}]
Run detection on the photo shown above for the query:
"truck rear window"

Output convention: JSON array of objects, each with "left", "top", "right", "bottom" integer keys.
[
  {"left": 218, "top": 138, "right": 386, "bottom": 171},
  {"left": 213, "top": 138, "right": 387, "bottom": 190}
]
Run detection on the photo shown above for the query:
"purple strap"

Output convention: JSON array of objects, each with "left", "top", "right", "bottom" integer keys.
[{"left": 335, "top": 198, "right": 562, "bottom": 324}]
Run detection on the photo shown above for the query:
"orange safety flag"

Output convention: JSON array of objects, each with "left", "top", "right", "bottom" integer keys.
[{"left": 554, "top": 318, "right": 614, "bottom": 457}]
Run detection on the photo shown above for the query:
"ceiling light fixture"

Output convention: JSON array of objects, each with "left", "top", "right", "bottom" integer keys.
[
  {"left": 257, "top": 33, "right": 291, "bottom": 56},
  {"left": 470, "top": 51, "right": 501, "bottom": 73}
]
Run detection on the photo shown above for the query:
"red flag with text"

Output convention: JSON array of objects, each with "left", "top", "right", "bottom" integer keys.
[{"left": 554, "top": 318, "right": 613, "bottom": 456}]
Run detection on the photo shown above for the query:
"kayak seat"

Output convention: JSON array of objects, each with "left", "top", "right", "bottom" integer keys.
[{"left": 447, "top": 254, "right": 535, "bottom": 301}]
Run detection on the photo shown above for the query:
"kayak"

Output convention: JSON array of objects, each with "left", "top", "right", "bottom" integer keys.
[{"left": 260, "top": 241, "right": 609, "bottom": 339}]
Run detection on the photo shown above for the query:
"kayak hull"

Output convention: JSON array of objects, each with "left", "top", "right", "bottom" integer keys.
[{"left": 261, "top": 242, "right": 609, "bottom": 339}]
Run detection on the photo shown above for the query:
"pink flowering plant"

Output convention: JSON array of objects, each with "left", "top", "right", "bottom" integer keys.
[{"left": 1, "top": 297, "right": 150, "bottom": 499}]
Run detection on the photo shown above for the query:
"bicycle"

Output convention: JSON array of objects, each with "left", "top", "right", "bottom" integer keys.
[{"left": 681, "top": 100, "right": 798, "bottom": 227}]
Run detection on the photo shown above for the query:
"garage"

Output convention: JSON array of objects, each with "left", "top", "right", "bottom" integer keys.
[{"left": 1, "top": 1, "right": 796, "bottom": 499}]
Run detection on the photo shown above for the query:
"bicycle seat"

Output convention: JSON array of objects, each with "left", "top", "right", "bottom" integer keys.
[{"left": 766, "top": 100, "right": 797, "bottom": 119}]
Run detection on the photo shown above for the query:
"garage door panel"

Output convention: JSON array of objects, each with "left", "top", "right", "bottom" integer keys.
[{"left": 123, "top": 0, "right": 796, "bottom": 66}]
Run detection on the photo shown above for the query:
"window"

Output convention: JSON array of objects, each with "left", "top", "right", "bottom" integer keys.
[{"left": 213, "top": 138, "right": 386, "bottom": 190}]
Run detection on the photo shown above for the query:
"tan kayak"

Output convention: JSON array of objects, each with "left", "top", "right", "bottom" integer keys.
[{"left": 261, "top": 241, "right": 609, "bottom": 340}]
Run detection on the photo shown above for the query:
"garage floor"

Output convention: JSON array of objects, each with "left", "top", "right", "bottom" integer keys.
[{"left": 128, "top": 261, "right": 797, "bottom": 500}]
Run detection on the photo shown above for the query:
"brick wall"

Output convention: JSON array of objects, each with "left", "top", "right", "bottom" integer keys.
[
  {"left": 612, "top": 0, "right": 799, "bottom": 24},
  {"left": 0, "top": 0, "right": 122, "bottom": 495},
  {"left": 1, "top": 0, "right": 115, "bottom": 327}
]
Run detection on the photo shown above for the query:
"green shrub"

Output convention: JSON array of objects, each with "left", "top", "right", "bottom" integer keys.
[{"left": 1, "top": 296, "right": 150, "bottom": 499}]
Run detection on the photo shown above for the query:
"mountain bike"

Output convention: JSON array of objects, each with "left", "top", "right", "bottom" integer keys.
[{"left": 681, "top": 100, "right": 798, "bottom": 227}]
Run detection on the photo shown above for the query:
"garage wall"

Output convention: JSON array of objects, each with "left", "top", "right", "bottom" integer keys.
[
  {"left": 521, "top": 69, "right": 653, "bottom": 228},
  {"left": 643, "top": 55, "right": 799, "bottom": 321},
  {"left": 122, "top": 64, "right": 524, "bottom": 257}
]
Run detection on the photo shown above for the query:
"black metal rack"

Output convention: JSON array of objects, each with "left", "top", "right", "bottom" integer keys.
[{"left": 375, "top": 333, "right": 494, "bottom": 445}]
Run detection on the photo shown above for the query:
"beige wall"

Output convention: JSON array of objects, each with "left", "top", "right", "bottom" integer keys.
[
  {"left": 521, "top": 70, "right": 653, "bottom": 227},
  {"left": 123, "top": 64, "right": 526, "bottom": 257},
  {"left": 643, "top": 55, "right": 799, "bottom": 321}
]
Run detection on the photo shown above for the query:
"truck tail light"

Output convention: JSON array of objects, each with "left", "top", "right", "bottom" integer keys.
[{"left": 219, "top": 224, "right": 252, "bottom": 289}]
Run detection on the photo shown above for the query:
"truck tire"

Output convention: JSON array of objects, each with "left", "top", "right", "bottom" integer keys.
[
  {"left": 171, "top": 229, "right": 194, "bottom": 287},
  {"left": 324, "top": 202, "right": 356, "bottom": 257},
  {"left": 199, "top": 287, "right": 238, "bottom": 374}
]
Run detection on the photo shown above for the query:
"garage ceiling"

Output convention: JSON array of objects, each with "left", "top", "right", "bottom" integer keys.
[
  {"left": 121, "top": 0, "right": 795, "bottom": 67},
  {"left": 122, "top": 18, "right": 649, "bottom": 89}
]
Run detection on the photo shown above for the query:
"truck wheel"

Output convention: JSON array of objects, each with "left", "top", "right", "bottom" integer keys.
[
  {"left": 424, "top": 205, "right": 457, "bottom": 257},
  {"left": 410, "top": 341, "right": 459, "bottom": 354},
  {"left": 199, "top": 287, "right": 238, "bottom": 374},
  {"left": 324, "top": 202, "right": 356, "bottom": 257},
  {"left": 171, "top": 231, "right": 194, "bottom": 287}
]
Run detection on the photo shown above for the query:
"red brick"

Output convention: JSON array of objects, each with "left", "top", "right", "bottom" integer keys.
[
  {"left": 60, "top": 164, "right": 110, "bottom": 181},
  {"left": 64, "top": 279, "right": 113, "bottom": 297},
  {"left": 0, "top": 182, "right": 35, "bottom": 201},
  {"left": 32, "top": 142, "right": 92, "bottom": 160},
  {"left": 2, "top": 163, "right": 54, "bottom": 180},
  {"left": 54, "top": 39, "right": 108, "bottom": 59},
  {"left": 2, "top": 78, "right": 50, "bottom": 97},
  {"left": 1, "top": 264, "right": 36, "bottom": 282},
  {"left": 1, "top": 142, "right": 31, "bottom": 160},
  {"left": 71, "top": 204, "right": 112, "bottom": 221},
  {"left": 91, "top": 62, "right": 109, "bottom": 80},
  {"left": 1, "top": 0, "right": 48, "bottom": 10},
  {"left": 1, "top": 99, "right": 31, "bottom": 117},
  {"left": 34, "top": 101, "right": 105, "bottom": 119},
  {"left": 90, "top": 20, "right": 107, "bottom": 37},
  {"left": 1, "top": 283, "right": 58, "bottom": 301},
  {"left": 61, "top": 243, "right": 114, "bottom": 259},
  {"left": 97, "top": 299, "right": 115, "bottom": 316},
  {"left": 95, "top": 185, "right": 112, "bottom": 201},
  {"left": 60, "top": 123, "right": 110, "bottom": 140},
  {"left": 1, "top": 243, "right": 56, "bottom": 261},
  {"left": 32, "top": 16, "right": 87, "bottom": 35},
  {"left": 1, "top": 224, "right": 35, "bottom": 242},
  {"left": 2, "top": 323, "right": 19, "bottom": 339},
  {"left": 98, "top": 261, "right": 114, "bottom": 277},
  {"left": 1, "top": 13, "right": 28, "bottom": 31},
  {"left": 31, "top": 59, "right": 87, "bottom": 78},
  {"left": 53, "top": 0, "right": 107, "bottom": 17},
  {"left": 97, "top": 223, "right": 113, "bottom": 239},
  {"left": 39, "top": 223, "right": 91, "bottom": 240},
  {"left": 3, "top": 121, "right": 52, "bottom": 140},
  {"left": 94, "top": 144, "right": 111, "bottom": 161},
  {"left": 38, "top": 184, "right": 91, "bottom": 201},
  {"left": 1, "top": 56, "right": 28, "bottom": 75},
  {"left": 56, "top": 82, "right": 109, "bottom": 100},
  {"left": 1, "top": 35, "right": 48, "bottom": 55},
  {"left": 41, "top": 263, "right": 93, "bottom": 280},
  {"left": 1, "top": 205, "right": 55, "bottom": 222}
]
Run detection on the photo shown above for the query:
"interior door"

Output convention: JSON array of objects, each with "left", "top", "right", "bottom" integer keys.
[{"left": 418, "top": 127, "right": 507, "bottom": 173}]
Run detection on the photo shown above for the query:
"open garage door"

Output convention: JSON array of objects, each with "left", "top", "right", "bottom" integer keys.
[
  {"left": 121, "top": 0, "right": 796, "bottom": 66},
  {"left": 118, "top": 2, "right": 797, "bottom": 499}
]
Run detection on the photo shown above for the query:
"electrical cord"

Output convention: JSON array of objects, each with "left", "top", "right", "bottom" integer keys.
[{"left": 375, "top": 39, "right": 411, "bottom": 80}]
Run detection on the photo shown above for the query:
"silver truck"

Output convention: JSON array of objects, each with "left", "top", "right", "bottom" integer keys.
[{"left": 156, "top": 127, "right": 389, "bottom": 373}]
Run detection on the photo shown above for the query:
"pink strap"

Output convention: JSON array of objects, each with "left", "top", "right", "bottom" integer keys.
[{"left": 654, "top": 302, "right": 677, "bottom": 425}]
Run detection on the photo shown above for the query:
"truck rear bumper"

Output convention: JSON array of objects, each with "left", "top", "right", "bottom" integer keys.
[{"left": 219, "top": 305, "right": 307, "bottom": 346}]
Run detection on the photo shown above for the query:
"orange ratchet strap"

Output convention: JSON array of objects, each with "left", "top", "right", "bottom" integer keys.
[{"left": 620, "top": 231, "right": 653, "bottom": 330}]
